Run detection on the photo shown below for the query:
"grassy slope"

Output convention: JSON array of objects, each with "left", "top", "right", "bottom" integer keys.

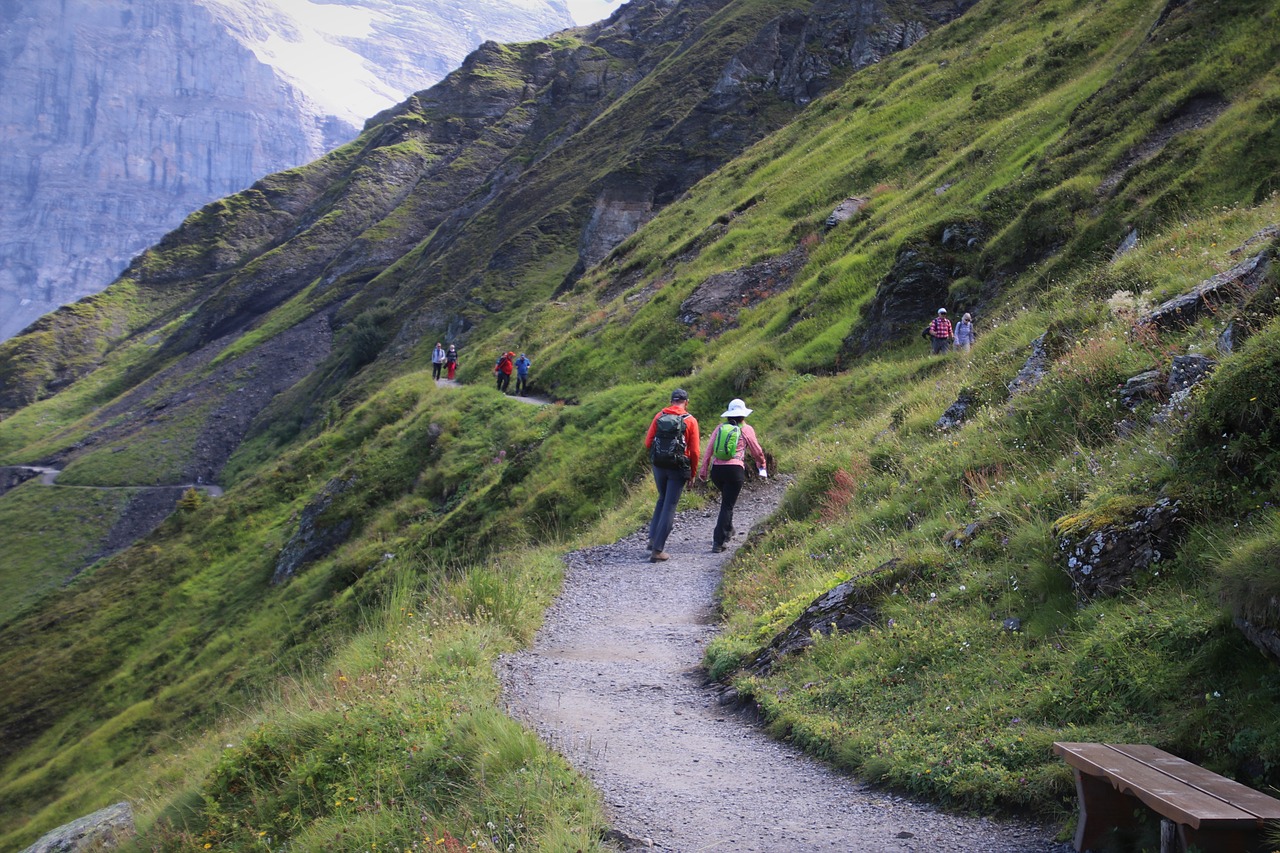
[{"left": 0, "top": 0, "right": 1279, "bottom": 848}]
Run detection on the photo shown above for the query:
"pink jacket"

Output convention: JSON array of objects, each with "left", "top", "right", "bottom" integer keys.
[{"left": 698, "top": 422, "right": 765, "bottom": 479}]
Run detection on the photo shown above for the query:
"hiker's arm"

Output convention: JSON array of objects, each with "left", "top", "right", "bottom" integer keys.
[
  {"left": 644, "top": 414, "right": 659, "bottom": 450},
  {"left": 697, "top": 427, "right": 717, "bottom": 480},
  {"left": 685, "top": 419, "right": 700, "bottom": 477}
]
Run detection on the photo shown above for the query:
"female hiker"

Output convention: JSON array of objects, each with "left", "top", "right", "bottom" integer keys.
[
  {"left": 697, "top": 398, "right": 767, "bottom": 553},
  {"left": 445, "top": 344, "right": 458, "bottom": 380}
]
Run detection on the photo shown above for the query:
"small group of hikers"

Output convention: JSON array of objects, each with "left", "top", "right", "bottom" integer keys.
[
  {"left": 431, "top": 343, "right": 459, "bottom": 380},
  {"left": 493, "top": 351, "right": 532, "bottom": 394},
  {"left": 430, "top": 343, "right": 532, "bottom": 394},
  {"left": 644, "top": 388, "right": 767, "bottom": 563},
  {"left": 922, "top": 308, "right": 976, "bottom": 354}
]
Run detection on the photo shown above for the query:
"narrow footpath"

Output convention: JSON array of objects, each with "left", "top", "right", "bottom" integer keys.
[{"left": 500, "top": 478, "right": 1067, "bottom": 852}]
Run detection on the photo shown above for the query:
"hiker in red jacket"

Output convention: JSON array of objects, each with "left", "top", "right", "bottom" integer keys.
[
  {"left": 927, "top": 308, "right": 953, "bottom": 355},
  {"left": 643, "top": 388, "right": 700, "bottom": 563},
  {"left": 495, "top": 351, "right": 514, "bottom": 393}
]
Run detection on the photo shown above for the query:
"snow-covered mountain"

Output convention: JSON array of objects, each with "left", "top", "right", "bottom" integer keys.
[{"left": 0, "top": 0, "right": 577, "bottom": 342}]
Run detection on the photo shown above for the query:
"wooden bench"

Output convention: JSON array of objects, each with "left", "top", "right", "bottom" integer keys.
[{"left": 1054, "top": 742, "right": 1280, "bottom": 852}]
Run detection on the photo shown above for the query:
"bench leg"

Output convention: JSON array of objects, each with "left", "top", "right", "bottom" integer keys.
[
  {"left": 1160, "top": 819, "right": 1178, "bottom": 853},
  {"left": 1073, "top": 769, "right": 1142, "bottom": 851}
]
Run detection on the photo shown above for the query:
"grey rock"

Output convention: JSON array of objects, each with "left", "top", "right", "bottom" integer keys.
[
  {"left": 22, "top": 801, "right": 134, "bottom": 853},
  {"left": 1056, "top": 499, "right": 1181, "bottom": 600},
  {"left": 1166, "top": 354, "right": 1216, "bottom": 393},
  {"left": 1111, "top": 228, "right": 1139, "bottom": 262},
  {"left": 1137, "top": 251, "right": 1272, "bottom": 332},
  {"left": 852, "top": 247, "right": 952, "bottom": 354},
  {"left": 1120, "top": 370, "right": 1162, "bottom": 409},
  {"left": 748, "top": 558, "right": 906, "bottom": 674},
  {"left": 825, "top": 196, "right": 869, "bottom": 229},
  {"left": 1233, "top": 617, "right": 1280, "bottom": 665},
  {"left": 1007, "top": 334, "right": 1052, "bottom": 396},
  {"left": 936, "top": 390, "right": 977, "bottom": 430},
  {"left": 678, "top": 247, "right": 807, "bottom": 335}
]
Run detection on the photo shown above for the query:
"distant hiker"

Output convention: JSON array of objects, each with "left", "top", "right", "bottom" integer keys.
[
  {"left": 495, "top": 351, "right": 515, "bottom": 393},
  {"left": 954, "top": 313, "right": 975, "bottom": 353},
  {"left": 926, "top": 308, "right": 953, "bottom": 355},
  {"left": 514, "top": 352, "right": 532, "bottom": 395},
  {"left": 446, "top": 344, "right": 458, "bottom": 380},
  {"left": 644, "top": 388, "right": 700, "bottom": 563},
  {"left": 697, "top": 398, "right": 766, "bottom": 553},
  {"left": 431, "top": 342, "right": 446, "bottom": 380}
]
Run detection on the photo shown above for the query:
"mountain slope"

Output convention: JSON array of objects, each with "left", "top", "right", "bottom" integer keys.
[
  {"left": 0, "top": 0, "right": 1278, "bottom": 847},
  {"left": 0, "top": 0, "right": 576, "bottom": 343}
]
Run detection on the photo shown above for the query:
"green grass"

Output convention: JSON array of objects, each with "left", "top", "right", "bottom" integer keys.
[{"left": 0, "top": 483, "right": 135, "bottom": 625}]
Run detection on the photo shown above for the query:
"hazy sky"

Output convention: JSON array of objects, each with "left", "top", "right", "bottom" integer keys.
[{"left": 566, "top": 0, "right": 626, "bottom": 25}]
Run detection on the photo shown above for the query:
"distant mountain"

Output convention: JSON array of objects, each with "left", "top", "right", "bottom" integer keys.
[{"left": 0, "top": 0, "right": 575, "bottom": 342}]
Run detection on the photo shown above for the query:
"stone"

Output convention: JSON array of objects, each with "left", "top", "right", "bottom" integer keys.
[
  {"left": 1166, "top": 354, "right": 1215, "bottom": 393},
  {"left": 936, "top": 390, "right": 977, "bottom": 430},
  {"left": 1111, "top": 228, "right": 1139, "bottom": 262},
  {"left": 1054, "top": 498, "right": 1181, "bottom": 599},
  {"left": 825, "top": 196, "right": 869, "bottom": 229},
  {"left": 21, "top": 801, "right": 134, "bottom": 853},
  {"left": 1234, "top": 617, "right": 1280, "bottom": 665},
  {"left": 1120, "top": 370, "right": 1162, "bottom": 409},
  {"left": 748, "top": 558, "right": 906, "bottom": 674},
  {"left": 1007, "top": 334, "right": 1053, "bottom": 396},
  {"left": 1136, "top": 251, "right": 1272, "bottom": 332}
]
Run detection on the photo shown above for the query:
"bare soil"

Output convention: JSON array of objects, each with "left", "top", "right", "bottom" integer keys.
[{"left": 500, "top": 478, "right": 1070, "bottom": 852}]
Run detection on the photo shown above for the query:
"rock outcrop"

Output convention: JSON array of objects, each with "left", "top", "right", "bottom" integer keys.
[
  {"left": 1054, "top": 498, "right": 1182, "bottom": 600},
  {"left": 273, "top": 475, "right": 358, "bottom": 584},
  {"left": 0, "top": 0, "right": 575, "bottom": 342},
  {"left": 20, "top": 801, "right": 134, "bottom": 853}
]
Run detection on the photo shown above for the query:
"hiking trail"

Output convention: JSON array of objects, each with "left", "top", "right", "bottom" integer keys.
[{"left": 500, "top": 478, "right": 1068, "bottom": 852}]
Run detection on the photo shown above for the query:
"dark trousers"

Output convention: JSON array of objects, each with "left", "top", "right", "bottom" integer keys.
[
  {"left": 497, "top": 372, "right": 510, "bottom": 392},
  {"left": 931, "top": 336, "right": 950, "bottom": 354},
  {"left": 432, "top": 362, "right": 443, "bottom": 379},
  {"left": 515, "top": 374, "right": 528, "bottom": 394},
  {"left": 710, "top": 464, "right": 746, "bottom": 547},
  {"left": 649, "top": 465, "right": 687, "bottom": 552}
]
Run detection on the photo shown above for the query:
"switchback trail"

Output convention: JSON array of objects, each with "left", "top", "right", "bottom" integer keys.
[{"left": 500, "top": 478, "right": 1067, "bottom": 852}]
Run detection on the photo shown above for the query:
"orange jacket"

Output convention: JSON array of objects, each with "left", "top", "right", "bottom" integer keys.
[{"left": 644, "top": 403, "right": 700, "bottom": 474}]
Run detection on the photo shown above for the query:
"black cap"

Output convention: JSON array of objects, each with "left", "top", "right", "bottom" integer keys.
[{"left": 670, "top": 388, "right": 688, "bottom": 402}]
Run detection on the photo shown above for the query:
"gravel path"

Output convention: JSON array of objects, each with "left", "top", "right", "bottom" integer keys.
[{"left": 500, "top": 477, "right": 1069, "bottom": 852}]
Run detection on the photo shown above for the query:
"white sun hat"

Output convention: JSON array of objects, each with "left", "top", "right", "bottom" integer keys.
[{"left": 721, "top": 398, "right": 753, "bottom": 418}]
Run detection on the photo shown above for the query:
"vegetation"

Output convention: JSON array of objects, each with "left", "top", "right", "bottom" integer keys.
[{"left": 0, "top": 0, "right": 1279, "bottom": 848}]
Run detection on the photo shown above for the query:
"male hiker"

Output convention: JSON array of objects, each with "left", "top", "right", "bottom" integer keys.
[
  {"left": 514, "top": 352, "right": 532, "bottom": 395},
  {"left": 431, "top": 342, "right": 446, "bottom": 380},
  {"left": 926, "top": 308, "right": 953, "bottom": 354},
  {"left": 644, "top": 388, "right": 700, "bottom": 562}
]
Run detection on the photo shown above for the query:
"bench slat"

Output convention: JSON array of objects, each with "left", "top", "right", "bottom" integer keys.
[
  {"left": 1109, "top": 744, "right": 1280, "bottom": 822},
  {"left": 1053, "top": 742, "right": 1273, "bottom": 828}
]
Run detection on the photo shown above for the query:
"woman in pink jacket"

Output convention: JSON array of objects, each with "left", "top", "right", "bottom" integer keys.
[{"left": 697, "top": 398, "right": 767, "bottom": 553}]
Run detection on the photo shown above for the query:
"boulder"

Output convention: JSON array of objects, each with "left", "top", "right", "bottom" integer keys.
[
  {"left": 1054, "top": 498, "right": 1181, "bottom": 599},
  {"left": 22, "top": 802, "right": 134, "bottom": 853},
  {"left": 1137, "top": 251, "right": 1271, "bottom": 331},
  {"left": 1119, "top": 370, "right": 1162, "bottom": 409},
  {"left": 1166, "top": 354, "right": 1216, "bottom": 393},
  {"left": 936, "top": 390, "right": 977, "bottom": 430},
  {"left": 748, "top": 558, "right": 905, "bottom": 674},
  {"left": 824, "top": 196, "right": 868, "bottom": 229}
]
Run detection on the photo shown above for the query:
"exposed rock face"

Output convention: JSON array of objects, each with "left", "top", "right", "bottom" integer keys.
[
  {"left": 936, "top": 390, "right": 977, "bottom": 430},
  {"left": 21, "top": 801, "right": 134, "bottom": 853},
  {"left": 747, "top": 558, "right": 907, "bottom": 674},
  {"left": 678, "top": 247, "right": 807, "bottom": 336},
  {"left": 1054, "top": 498, "right": 1181, "bottom": 600},
  {"left": 1137, "top": 250, "right": 1272, "bottom": 332},
  {"left": 1235, "top": 617, "right": 1280, "bottom": 665},
  {"left": 0, "top": 0, "right": 575, "bottom": 342},
  {"left": 1007, "top": 333, "right": 1053, "bottom": 396},
  {"left": 273, "top": 475, "right": 358, "bottom": 584}
]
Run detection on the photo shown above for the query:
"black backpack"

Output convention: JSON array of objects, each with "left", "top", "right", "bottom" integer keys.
[{"left": 650, "top": 413, "right": 689, "bottom": 469}]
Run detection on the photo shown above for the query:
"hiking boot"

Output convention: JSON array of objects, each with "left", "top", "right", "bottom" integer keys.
[
  {"left": 650, "top": 551, "right": 670, "bottom": 562},
  {"left": 712, "top": 544, "right": 726, "bottom": 553}
]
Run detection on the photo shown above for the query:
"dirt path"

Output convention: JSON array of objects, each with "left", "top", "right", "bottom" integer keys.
[
  {"left": 500, "top": 479, "right": 1067, "bottom": 852},
  {"left": 7, "top": 465, "right": 223, "bottom": 496},
  {"left": 434, "top": 378, "right": 555, "bottom": 406}
]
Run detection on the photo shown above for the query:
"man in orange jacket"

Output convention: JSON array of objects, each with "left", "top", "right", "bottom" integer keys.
[{"left": 643, "top": 388, "right": 700, "bottom": 562}]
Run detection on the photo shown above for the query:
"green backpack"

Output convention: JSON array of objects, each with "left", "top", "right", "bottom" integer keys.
[{"left": 712, "top": 423, "right": 742, "bottom": 461}]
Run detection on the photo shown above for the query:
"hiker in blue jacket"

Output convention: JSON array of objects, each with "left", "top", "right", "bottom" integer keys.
[{"left": 514, "top": 352, "right": 532, "bottom": 395}]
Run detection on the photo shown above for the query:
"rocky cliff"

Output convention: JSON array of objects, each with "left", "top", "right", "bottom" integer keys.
[{"left": 0, "top": 0, "right": 575, "bottom": 342}]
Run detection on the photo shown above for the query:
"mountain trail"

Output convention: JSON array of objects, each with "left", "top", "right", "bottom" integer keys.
[
  {"left": 500, "top": 478, "right": 1069, "bottom": 852},
  {"left": 434, "top": 377, "right": 555, "bottom": 406}
]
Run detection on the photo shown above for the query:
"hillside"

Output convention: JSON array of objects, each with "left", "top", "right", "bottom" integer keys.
[
  {"left": 0, "top": 0, "right": 576, "bottom": 342},
  {"left": 1, "top": 0, "right": 1279, "bottom": 847}
]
